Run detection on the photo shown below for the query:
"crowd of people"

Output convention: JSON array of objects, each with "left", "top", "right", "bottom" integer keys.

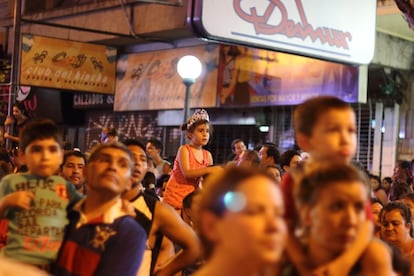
[{"left": 0, "top": 96, "right": 413, "bottom": 275}]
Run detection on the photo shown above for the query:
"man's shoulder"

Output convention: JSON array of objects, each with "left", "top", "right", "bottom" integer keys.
[{"left": 116, "top": 215, "right": 146, "bottom": 235}]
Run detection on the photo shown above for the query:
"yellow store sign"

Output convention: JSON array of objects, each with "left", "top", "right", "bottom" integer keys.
[{"left": 20, "top": 34, "right": 116, "bottom": 94}]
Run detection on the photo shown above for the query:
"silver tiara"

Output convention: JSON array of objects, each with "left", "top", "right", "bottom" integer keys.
[{"left": 187, "top": 109, "right": 209, "bottom": 129}]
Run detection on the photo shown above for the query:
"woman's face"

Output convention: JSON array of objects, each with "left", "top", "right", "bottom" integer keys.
[
  {"left": 371, "top": 202, "right": 383, "bottom": 229},
  {"left": 393, "top": 166, "right": 410, "bottom": 183},
  {"left": 306, "top": 181, "right": 368, "bottom": 256},
  {"left": 213, "top": 175, "right": 287, "bottom": 265},
  {"left": 382, "top": 179, "right": 391, "bottom": 192},
  {"left": 370, "top": 177, "right": 380, "bottom": 191},
  {"left": 381, "top": 209, "right": 411, "bottom": 244}
]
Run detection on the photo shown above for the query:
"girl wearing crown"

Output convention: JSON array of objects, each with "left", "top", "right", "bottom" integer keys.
[{"left": 163, "top": 109, "right": 223, "bottom": 210}]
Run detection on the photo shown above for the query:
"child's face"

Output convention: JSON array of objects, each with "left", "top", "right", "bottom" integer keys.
[
  {"left": 189, "top": 123, "right": 210, "bottom": 146},
  {"left": 85, "top": 147, "right": 133, "bottom": 195},
  {"left": 306, "top": 181, "right": 367, "bottom": 256},
  {"left": 299, "top": 108, "right": 356, "bottom": 163},
  {"left": 20, "top": 138, "right": 63, "bottom": 177}
]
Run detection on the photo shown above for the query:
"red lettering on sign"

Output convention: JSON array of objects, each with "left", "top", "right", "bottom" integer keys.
[{"left": 233, "top": 0, "right": 352, "bottom": 49}]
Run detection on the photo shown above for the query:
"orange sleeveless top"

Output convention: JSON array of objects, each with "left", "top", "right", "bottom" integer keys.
[{"left": 163, "top": 145, "right": 210, "bottom": 209}]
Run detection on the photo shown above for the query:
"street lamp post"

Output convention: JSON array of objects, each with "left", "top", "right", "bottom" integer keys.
[{"left": 177, "top": 55, "right": 202, "bottom": 145}]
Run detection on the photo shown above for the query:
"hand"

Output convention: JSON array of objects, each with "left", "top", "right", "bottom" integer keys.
[
  {"left": 3, "top": 191, "right": 35, "bottom": 210},
  {"left": 3, "top": 132, "right": 10, "bottom": 139},
  {"left": 4, "top": 116, "right": 14, "bottom": 126}
]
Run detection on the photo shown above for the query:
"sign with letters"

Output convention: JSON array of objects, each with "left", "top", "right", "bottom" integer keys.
[
  {"left": 114, "top": 45, "right": 218, "bottom": 111},
  {"left": 20, "top": 34, "right": 117, "bottom": 94},
  {"left": 193, "top": 0, "right": 377, "bottom": 64}
]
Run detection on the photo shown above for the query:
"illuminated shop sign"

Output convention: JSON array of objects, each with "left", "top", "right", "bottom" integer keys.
[
  {"left": 20, "top": 34, "right": 116, "bottom": 94},
  {"left": 193, "top": 0, "right": 376, "bottom": 64}
]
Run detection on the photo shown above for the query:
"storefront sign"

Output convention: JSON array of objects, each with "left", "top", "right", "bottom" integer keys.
[
  {"left": 114, "top": 45, "right": 218, "bottom": 111},
  {"left": 218, "top": 45, "right": 362, "bottom": 107},
  {"left": 20, "top": 34, "right": 117, "bottom": 94},
  {"left": 193, "top": 0, "right": 376, "bottom": 64},
  {"left": 73, "top": 93, "right": 114, "bottom": 109}
]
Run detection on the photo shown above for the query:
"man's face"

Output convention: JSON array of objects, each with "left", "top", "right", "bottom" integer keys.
[
  {"left": 85, "top": 147, "right": 132, "bottom": 195},
  {"left": 146, "top": 142, "right": 160, "bottom": 160},
  {"left": 259, "top": 146, "right": 269, "bottom": 165},
  {"left": 381, "top": 209, "right": 412, "bottom": 244},
  {"left": 61, "top": 155, "right": 85, "bottom": 188},
  {"left": 21, "top": 138, "right": 63, "bottom": 177},
  {"left": 127, "top": 145, "right": 148, "bottom": 186},
  {"left": 233, "top": 141, "right": 246, "bottom": 157}
]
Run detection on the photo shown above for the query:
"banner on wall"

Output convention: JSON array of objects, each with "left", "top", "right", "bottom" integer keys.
[
  {"left": 114, "top": 45, "right": 218, "bottom": 111},
  {"left": 20, "top": 34, "right": 117, "bottom": 94},
  {"left": 193, "top": 0, "right": 376, "bottom": 65},
  {"left": 218, "top": 45, "right": 360, "bottom": 107}
]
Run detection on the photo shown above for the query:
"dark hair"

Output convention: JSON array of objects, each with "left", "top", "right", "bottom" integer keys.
[
  {"left": 0, "top": 148, "right": 11, "bottom": 164},
  {"left": 231, "top": 139, "right": 245, "bottom": 151},
  {"left": 242, "top": 149, "right": 260, "bottom": 166},
  {"left": 395, "top": 160, "right": 413, "bottom": 185},
  {"left": 370, "top": 197, "right": 384, "bottom": 207},
  {"left": 295, "top": 162, "right": 370, "bottom": 207},
  {"left": 294, "top": 96, "right": 352, "bottom": 137},
  {"left": 262, "top": 143, "right": 280, "bottom": 164},
  {"left": 19, "top": 118, "right": 62, "bottom": 152},
  {"left": 13, "top": 102, "right": 28, "bottom": 117},
  {"left": 123, "top": 138, "right": 146, "bottom": 154},
  {"left": 147, "top": 138, "right": 163, "bottom": 152},
  {"left": 62, "top": 150, "right": 86, "bottom": 168},
  {"left": 106, "top": 127, "right": 118, "bottom": 137},
  {"left": 142, "top": 171, "right": 156, "bottom": 190},
  {"left": 390, "top": 182, "right": 412, "bottom": 201},
  {"left": 369, "top": 174, "right": 382, "bottom": 191},
  {"left": 380, "top": 201, "right": 413, "bottom": 237},
  {"left": 383, "top": 177, "right": 392, "bottom": 184},
  {"left": 157, "top": 174, "right": 170, "bottom": 189},
  {"left": 280, "top": 149, "right": 301, "bottom": 169}
]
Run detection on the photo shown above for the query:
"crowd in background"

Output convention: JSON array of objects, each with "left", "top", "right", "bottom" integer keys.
[{"left": 0, "top": 96, "right": 413, "bottom": 275}]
